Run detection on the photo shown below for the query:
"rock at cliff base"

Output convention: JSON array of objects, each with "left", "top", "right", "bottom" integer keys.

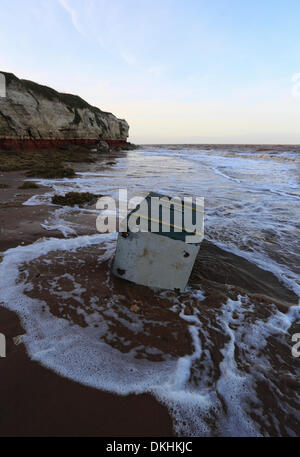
[{"left": 97, "top": 140, "right": 110, "bottom": 153}]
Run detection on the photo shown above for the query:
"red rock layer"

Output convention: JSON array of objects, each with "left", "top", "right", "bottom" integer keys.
[{"left": 0, "top": 138, "right": 128, "bottom": 151}]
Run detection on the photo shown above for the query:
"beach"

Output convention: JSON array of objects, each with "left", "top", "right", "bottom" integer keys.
[
  {"left": 0, "top": 144, "right": 299, "bottom": 436},
  {"left": 0, "top": 162, "right": 174, "bottom": 437}
]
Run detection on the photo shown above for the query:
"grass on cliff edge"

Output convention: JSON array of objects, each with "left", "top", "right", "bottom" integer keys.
[
  {"left": 0, "top": 146, "right": 96, "bottom": 178},
  {"left": 52, "top": 191, "right": 100, "bottom": 207}
]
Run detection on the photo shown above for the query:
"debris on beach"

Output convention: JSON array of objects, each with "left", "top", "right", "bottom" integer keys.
[
  {"left": 12, "top": 335, "right": 24, "bottom": 346},
  {"left": 113, "top": 192, "right": 204, "bottom": 291}
]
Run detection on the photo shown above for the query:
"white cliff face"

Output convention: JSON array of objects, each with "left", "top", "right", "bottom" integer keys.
[{"left": 0, "top": 72, "right": 129, "bottom": 141}]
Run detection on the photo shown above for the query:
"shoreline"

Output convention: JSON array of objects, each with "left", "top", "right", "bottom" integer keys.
[
  {"left": 0, "top": 158, "right": 298, "bottom": 437},
  {"left": 0, "top": 165, "right": 174, "bottom": 437}
]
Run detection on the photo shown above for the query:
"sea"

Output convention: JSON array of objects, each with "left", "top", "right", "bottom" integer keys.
[{"left": 0, "top": 144, "right": 299, "bottom": 436}]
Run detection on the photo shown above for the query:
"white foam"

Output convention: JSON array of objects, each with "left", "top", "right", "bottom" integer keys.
[
  {"left": 0, "top": 235, "right": 299, "bottom": 436},
  {"left": 0, "top": 235, "right": 175, "bottom": 394},
  {"left": 7, "top": 144, "right": 299, "bottom": 435},
  {"left": 158, "top": 295, "right": 300, "bottom": 436}
]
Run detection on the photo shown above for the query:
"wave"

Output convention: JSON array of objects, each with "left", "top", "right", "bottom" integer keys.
[{"left": 0, "top": 235, "right": 299, "bottom": 436}]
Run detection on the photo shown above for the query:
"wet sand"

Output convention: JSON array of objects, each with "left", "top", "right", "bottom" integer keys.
[
  {"left": 0, "top": 306, "right": 173, "bottom": 437},
  {"left": 0, "top": 167, "right": 299, "bottom": 437},
  {"left": 0, "top": 169, "right": 174, "bottom": 436}
]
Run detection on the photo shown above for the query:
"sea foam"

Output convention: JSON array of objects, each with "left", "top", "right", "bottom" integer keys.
[{"left": 0, "top": 235, "right": 299, "bottom": 436}]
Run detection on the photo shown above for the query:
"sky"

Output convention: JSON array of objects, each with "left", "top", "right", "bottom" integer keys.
[{"left": 1, "top": 0, "right": 300, "bottom": 144}]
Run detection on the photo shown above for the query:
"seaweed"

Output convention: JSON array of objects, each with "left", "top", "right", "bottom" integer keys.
[
  {"left": 18, "top": 181, "right": 39, "bottom": 189},
  {"left": 27, "top": 166, "right": 76, "bottom": 179},
  {"left": 0, "top": 147, "right": 95, "bottom": 175},
  {"left": 52, "top": 191, "right": 100, "bottom": 207}
]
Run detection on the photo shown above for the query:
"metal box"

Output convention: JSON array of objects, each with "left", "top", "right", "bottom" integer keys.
[{"left": 112, "top": 192, "right": 204, "bottom": 291}]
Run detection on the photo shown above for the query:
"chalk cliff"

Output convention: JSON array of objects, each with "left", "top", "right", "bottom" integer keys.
[{"left": 0, "top": 72, "right": 129, "bottom": 149}]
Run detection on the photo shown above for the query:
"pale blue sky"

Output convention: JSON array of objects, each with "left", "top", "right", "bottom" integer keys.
[{"left": 1, "top": 0, "right": 300, "bottom": 143}]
